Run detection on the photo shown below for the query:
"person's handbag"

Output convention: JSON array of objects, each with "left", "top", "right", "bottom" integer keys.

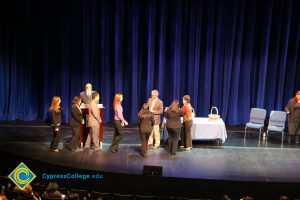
[{"left": 208, "top": 106, "right": 220, "bottom": 121}]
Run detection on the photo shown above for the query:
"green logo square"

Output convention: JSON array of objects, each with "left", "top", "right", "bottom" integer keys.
[{"left": 8, "top": 162, "right": 36, "bottom": 190}]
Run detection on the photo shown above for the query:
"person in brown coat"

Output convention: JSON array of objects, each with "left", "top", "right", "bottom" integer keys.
[
  {"left": 286, "top": 90, "right": 300, "bottom": 144},
  {"left": 165, "top": 100, "right": 183, "bottom": 155},
  {"left": 138, "top": 103, "right": 155, "bottom": 157}
]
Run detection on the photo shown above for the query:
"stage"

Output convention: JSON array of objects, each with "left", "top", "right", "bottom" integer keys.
[
  {"left": 1, "top": 0, "right": 300, "bottom": 199},
  {"left": 0, "top": 122, "right": 300, "bottom": 183}
]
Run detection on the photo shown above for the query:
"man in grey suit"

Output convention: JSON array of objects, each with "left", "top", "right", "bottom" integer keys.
[
  {"left": 147, "top": 90, "right": 164, "bottom": 148},
  {"left": 84, "top": 92, "right": 102, "bottom": 151},
  {"left": 80, "top": 83, "right": 95, "bottom": 104}
]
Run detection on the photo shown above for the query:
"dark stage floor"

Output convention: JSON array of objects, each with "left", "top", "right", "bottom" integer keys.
[{"left": 0, "top": 121, "right": 300, "bottom": 183}]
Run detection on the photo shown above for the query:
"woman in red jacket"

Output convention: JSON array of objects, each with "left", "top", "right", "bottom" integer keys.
[{"left": 180, "top": 95, "right": 194, "bottom": 151}]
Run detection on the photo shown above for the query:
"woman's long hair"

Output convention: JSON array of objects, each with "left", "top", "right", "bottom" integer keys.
[
  {"left": 170, "top": 100, "right": 180, "bottom": 112},
  {"left": 113, "top": 94, "right": 123, "bottom": 109},
  {"left": 293, "top": 90, "right": 300, "bottom": 103},
  {"left": 49, "top": 96, "right": 61, "bottom": 112},
  {"left": 138, "top": 103, "right": 152, "bottom": 119}
]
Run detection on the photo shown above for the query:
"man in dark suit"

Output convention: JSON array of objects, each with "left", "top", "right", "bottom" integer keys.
[
  {"left": 80, "top": 83, "right": 95, "bottom": 104},
  {"left": 69, "top": 96, "right": 84, "bottom": 151}
]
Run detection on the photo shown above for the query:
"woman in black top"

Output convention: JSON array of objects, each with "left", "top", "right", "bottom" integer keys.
[
  {"left": 49, "top": 96, "right": 62, "bottom": 152},
  {"left": 165, "top": 100, "right": 183, "bottom": 155},
  {"left": 69, "top": 96, "right": 84, "bottom": 151},
  {"left": 138, "top": 103, "right": 154, "bottom": 157}
]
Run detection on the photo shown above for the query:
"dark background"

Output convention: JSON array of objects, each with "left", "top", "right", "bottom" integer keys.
[{"left": 0, "top": 0, "right": 299, "bottom": 125}]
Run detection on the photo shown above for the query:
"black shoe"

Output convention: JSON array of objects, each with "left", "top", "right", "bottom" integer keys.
[{"left": 110, "top": 147, "right": 117, "bottom": 153}]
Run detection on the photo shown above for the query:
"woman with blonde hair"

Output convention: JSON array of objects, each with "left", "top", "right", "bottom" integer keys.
[
  {"left": 49, "top": 96, "right": 63, "bottom": 152},
  {"left": 110, "top": 94, "right": 128, "bottom": 153}
]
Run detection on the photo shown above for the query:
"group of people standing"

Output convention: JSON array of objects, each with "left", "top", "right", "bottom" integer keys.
[
  {"left": 49, "top": 83, "right": 125, "bottom": 153},
  {"left": 48, "top": 83, "right": 194, "bottom": 157},
  {"left": 138, "top": 91, "right": 194, "bottom": 157},
  {"left": 48, "top": 82, "right": 300, "bottom": 155}
]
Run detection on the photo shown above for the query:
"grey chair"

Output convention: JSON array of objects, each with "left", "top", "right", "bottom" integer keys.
[
  {"left": 265, "top": 110, "right": 287, "bottom": 142},
  {"left": 244, "top": 108, "right": 267, "bottom": 138}
]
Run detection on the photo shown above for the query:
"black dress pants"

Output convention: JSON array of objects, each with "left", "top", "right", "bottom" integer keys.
[
  {"left": 180, "top": 121, "right": 193, "bottom": 148},
  {"left": 167, "top": 127, "right": 181, "bottom": 155},
  {"left": 69, "top": 126, "right": 80, "bottom": 149},
  {"left": 50, "top": 127, "right": 61, "bottom": 150},
  {"left": 110, "top": 120, "right": 124, "bottom": 151},
  {"left": 140, "top": 131, "right": 151, "bottom": 156}
]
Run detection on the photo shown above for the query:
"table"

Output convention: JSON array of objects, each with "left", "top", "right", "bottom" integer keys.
[
  {"left": 162, "top": 117, "right": 227, "bottom": 144},
  {"left": 80, "top": 104, "right": 104, "bottom": 148}
]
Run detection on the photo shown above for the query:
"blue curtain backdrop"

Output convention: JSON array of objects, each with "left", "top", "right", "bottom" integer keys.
[{"left": 0, "top": 0, "right": 299, "bottom": 125}]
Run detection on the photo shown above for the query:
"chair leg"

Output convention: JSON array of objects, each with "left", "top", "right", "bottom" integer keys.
[
  {"left": 281, "top": 131, "right": 284, "bottom": 145},
  {"left": 244, "top": 127, "right": 247, "bottom": 138},
  {"left": 259, "top": 128, "right": 262, "bottom": 139}
]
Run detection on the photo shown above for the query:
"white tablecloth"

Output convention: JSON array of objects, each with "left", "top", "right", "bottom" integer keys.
[
  {"left": 162, "top": 117, "right": 227, "bottom": 143},
  {"left": 191, "top": 117, "right": 227, "bottom": 143}
]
